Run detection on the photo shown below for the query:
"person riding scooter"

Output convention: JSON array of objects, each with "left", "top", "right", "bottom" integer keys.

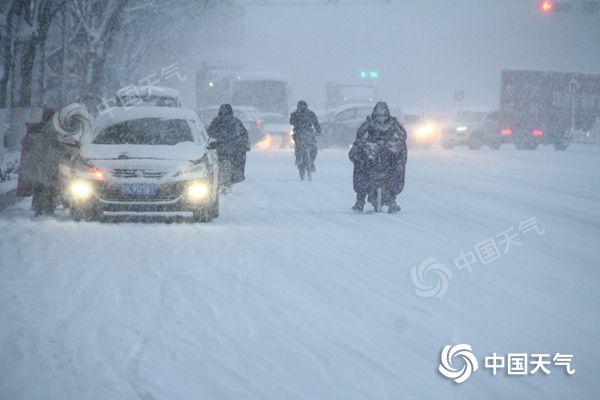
[
  {"left": 207, "top": 104, "right": 251, "bottom": 192},
  {"left": 349, "top": 102, "right": 407, "bottom": 213},
  {"left": 290, "top": 100, "right": 321, "bottom": 179}
]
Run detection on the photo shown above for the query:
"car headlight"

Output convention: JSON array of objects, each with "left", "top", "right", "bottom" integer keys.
[
  {"left": 416, "top": 124, "right": 435, "bottom": 139},
  {"left": 176, "top": 158, "right": 209, "bottom": 178},
  {"left": 187, "top": 181, "right": 210, "bottom": 201},
  {"left": 456, "top": 126, "right": 468, "bottom": 132},
  {"left": 69, "top": 180, "right": 94, "bottom": 201}
]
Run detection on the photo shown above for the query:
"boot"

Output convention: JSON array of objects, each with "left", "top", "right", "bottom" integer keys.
[
  {"left": 387, "top": 197, "right": 401, "bottom": 214},
  {"left": 352, "top": 194, "right": 366, "bottom": 212}
]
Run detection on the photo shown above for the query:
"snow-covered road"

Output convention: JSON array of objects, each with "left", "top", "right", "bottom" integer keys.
[{"left": 1, "top": 146, "right": 599, "bottom": 399}]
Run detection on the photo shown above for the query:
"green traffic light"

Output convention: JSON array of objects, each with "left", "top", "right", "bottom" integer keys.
[
  {"left": 360, "top": 71, "right": 367, "bottom": 79},
  {"left": 370, "top": 71, "right": 379, "bottom": 79}
]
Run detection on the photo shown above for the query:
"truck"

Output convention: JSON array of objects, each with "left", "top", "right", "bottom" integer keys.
[
  {"left": 196, "top": 63, "right": 290, "bottom": 116},
  {"left": 498, "top": 69, "right": 600, "bottom": 150},
  {"left": 441, "top": 70, "right": 600, "bottom": 151}
]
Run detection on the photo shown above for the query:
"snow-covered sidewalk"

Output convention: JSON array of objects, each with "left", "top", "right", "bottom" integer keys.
[{"left": 0, "top": 146, "right": 599, "bottom": 399}]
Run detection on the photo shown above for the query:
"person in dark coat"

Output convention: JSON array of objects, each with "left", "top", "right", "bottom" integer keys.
[
  {"left": 207, "top": 104, "right": 251, "bottom": 191},
  {"left": 25, "top": 108, "right": 71, "bottom": 216},
  {"left": 17, "top": 108, "right": 58, "bottom": 214},
  {"left": 289, "top": 100, "right": 321, "bottom": 174},
  {"left": 348, "top": 102, "right": 407, "bottom": 213}
]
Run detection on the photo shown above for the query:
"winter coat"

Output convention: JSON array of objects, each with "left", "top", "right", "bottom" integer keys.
[
  {"left": 26, "top": 122, "right": 68, "bottom": 187},
  {"left": 207, "top": 106, "right": 250, "bottom": 185},
  {"left": 290, "top": 109, "right": 321, "bottom": 144},
  {"left": 349, "top": 104, "right": 408, "bottom": 196},
  {"left": 207, "top": 111, "right": 251, "bottom": 157},
  {"left": 17, "top": 123, "right": 43, "bottom": 196}
]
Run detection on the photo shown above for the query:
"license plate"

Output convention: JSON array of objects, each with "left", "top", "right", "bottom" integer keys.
[{"left": 120, "top": 183, "right": 156, "bottom": 196}]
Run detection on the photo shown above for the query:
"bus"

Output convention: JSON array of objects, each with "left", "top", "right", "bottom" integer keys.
[{"left": 196, "top": 64, "right": 290, "bottom": 116}]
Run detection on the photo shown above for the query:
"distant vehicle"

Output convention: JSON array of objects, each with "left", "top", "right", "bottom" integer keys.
[
  {"left": 197, "top": 105, "right": 263, "bottom": 144},
  {"left": 110, "top": 86, "right": 182, "bottom": 108},
  {"left": 401, "top": 109, "right": 438, "bottom": 149},
  {"left": 320, "top": 103, "right": 403, "bottom": 147},
  {"left": 440, "top": 109, "right": 501, "bottom": 150},
  {"left": 196, "top": 64, "right": 290, "bottom": 116},
  {"left": 63, "top": 107, "right": 219, "bottom": 222},
  {"left": 326, "top": 82, "right": 377, "bottom": 108},
  {"left": 257, "top": 113, "right": 293, "bottom": 149},
  {"left": 574, "top": 117, "right": 600, "bottom": 145},
  {"left": 499, "top": 69, "right": 600, "bottom": 150}
]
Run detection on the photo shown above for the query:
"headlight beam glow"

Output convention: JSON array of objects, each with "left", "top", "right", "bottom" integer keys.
[
  {"left": 188, "top": 182, "right": 210, "bottom": 201},
  {"left": 69, "top": 180, "right": 94, "bottom": 201}
]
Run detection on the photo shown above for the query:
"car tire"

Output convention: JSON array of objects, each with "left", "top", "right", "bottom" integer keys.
[
  {"left": 553, "top": 141, "right": 569, "bottom": 151},
  {"left": 488, "top": 141, "right": 501, "bottom": 150},
  {"left": 210, "top": 193, "right": 220, "bottom": 219},
  {"left": 192, "top": 207, "right": 212, "bottom": 223},
  {"left": 526, "top": 140, "right": 538, "bottom": 150},
  {"left": 468, "top": 134, "right": 483, "bottom": 150},
  {"left": 70, "top": 206, "right": 100, "bottom": 222},
  {"left": 441, "top": 140, "right": 455, "bottom": 150}
]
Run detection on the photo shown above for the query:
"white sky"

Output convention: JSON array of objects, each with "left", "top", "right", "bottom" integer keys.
[{"left": 232, "top": 0, "right": 600, "bottom": 111}]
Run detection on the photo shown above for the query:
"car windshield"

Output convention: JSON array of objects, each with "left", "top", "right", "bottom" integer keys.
[{"left": 93, "top": 118, "right": 193, "bottom": 145}]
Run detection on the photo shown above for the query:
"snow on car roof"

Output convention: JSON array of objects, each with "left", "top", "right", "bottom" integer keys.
[
  {"left": 123, "top": 86, "right": 181, "bottom": 99},
  {"left": 94, "top": 107, "right": 199, "bottom": 131}
]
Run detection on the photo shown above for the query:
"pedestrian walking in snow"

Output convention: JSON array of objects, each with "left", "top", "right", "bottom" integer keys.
[{"left": 290, "top": 100, "right": 321, "bottom": 180}]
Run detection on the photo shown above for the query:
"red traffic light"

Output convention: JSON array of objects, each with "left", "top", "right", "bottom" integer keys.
[{"left": 541, "top": 0, "right": 555, "bottom": 13}]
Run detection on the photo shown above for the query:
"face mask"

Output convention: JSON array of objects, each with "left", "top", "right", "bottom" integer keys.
[{"left": 374, "top": 114, "right": 387, "bottom": 124}]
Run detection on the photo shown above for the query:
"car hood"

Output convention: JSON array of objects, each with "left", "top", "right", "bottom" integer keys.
[{"left": 80, "top": 143, "right": 205, "bottom": 162}]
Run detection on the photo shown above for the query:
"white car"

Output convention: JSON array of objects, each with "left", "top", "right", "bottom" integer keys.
[
  {"left": 256, "top": 113, "right": 293, "bottom": 148},
  {"left": 401, "top": 108, "right": 438, "bottom": 149},
  {"left": 320, "top": 103, "right": 390, "bottom": 147},
  {"left": 440, "top": 109, "right": 497, "bottom": 150},
  {"left": 110, "top": 86, "right": 182, "bottom": 107},
  {"left": 62, "top": 107, "right": 219, "bottom": 222}
]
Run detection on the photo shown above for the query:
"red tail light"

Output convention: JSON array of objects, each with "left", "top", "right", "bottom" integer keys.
[
  {"left": 256, "top": 120, "right": 263, "bottom": 127},
  {"left": 541, "top": 0, "right": 554, "bottom": 13},
  {"left": 532, "top": 130, "right": 544, "bottom": 137},
  {"left": 501, "top": 128, "right": 513, "bottom": 136}
]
